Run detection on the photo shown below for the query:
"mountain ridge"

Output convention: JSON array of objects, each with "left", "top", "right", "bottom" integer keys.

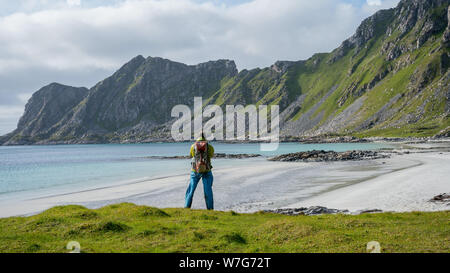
[{"left": 2, "top": 0, "right": 449, "bottom": 145}]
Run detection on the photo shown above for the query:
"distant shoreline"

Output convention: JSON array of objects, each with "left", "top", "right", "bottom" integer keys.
[{"left": 1, "top": 135, "right": 449, "bottom": 146}]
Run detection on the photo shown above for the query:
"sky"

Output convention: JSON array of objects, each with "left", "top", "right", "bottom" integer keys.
[{"left": 0, "top": 0, "right": 400, "bottom": 136}]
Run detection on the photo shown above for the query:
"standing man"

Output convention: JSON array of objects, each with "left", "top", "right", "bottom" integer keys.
[{"left": 184, "top": 133, "right": 215, "bottom": 210}]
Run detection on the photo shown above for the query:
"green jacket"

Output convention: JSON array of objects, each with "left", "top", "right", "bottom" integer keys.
[{"left": 190, "top": 142, "right": 214, "bottom": 172}]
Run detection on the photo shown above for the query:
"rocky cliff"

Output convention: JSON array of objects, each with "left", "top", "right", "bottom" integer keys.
[
  {"left": 1, "top": 0, "right": 449, "bottom": 145},
  {"left": 1, "top": 83, "right": 89, "bottom": 144}
]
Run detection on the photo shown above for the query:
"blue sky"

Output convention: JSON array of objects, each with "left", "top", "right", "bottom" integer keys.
[{"left": 0, "top": 0, "right": 400, "bottom": 135}]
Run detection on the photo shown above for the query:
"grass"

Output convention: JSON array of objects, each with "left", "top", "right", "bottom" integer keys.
[{"left": 0, "top": 203, "right": 448, "bottom": 253}]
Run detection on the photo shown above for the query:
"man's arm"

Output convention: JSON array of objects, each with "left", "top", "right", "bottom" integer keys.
[
  {"left": 208, "top": 144, "right": 214, "bottom": 158},
  {"left": 190, "top": 144, "right": 195, "bottom": 158}
]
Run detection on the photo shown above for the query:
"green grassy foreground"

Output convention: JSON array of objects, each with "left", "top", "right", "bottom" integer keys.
[{"left": 0, "top": 203, "right": 448, "bottom": 253}]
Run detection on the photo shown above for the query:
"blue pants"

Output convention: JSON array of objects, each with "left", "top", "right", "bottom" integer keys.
[{"left": 184, "top": 171, "right": 214, "bottom": 210}]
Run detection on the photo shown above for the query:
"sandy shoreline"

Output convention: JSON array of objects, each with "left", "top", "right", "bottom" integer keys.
[
  {"left": 0, "top": 143, "right": 449, "bottom": 218},
  {"left": 285, "top": 151, "right": 450, "bottom": 212}
]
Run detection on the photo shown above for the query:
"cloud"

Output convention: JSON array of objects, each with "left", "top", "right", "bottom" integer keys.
[
  {"left": 367, "top": 0, "right": 382, "bottom": 6},
  {"left": 363, "top": 0, "right": 399, "bottom": 14},
  {"left": 67, "top": 0, "right": 81, "bottom": 6},
  {"left": 0, "top": 0, "right": 400, "bottom": 135},
  {"left": 0, "top": 0, "right": 395, "bottom": 73}
]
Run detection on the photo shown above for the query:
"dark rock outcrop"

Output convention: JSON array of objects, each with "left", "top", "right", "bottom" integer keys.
[
  {"left": 268, "top": 150, "right": 388, "bottom": 162},
  {"left": 270, "top": 61, "right": 297, "bottom": 73},
  {"left": 356, "top": 209, "right": 384, "bottom": 214},
  {"left": 144, "top": 153, "right": 261, "bottom": 160},
  {"left": 395, "top": 0, "right": 449, "bottom": 36},
  {"left": 443, "top": 6, "right": 450, "bottom": 46},
  {"left": 264, "top": 206, "right": 349, "bottom": 216},
  {"left": 429, "top": 193, "right": 450, "bottom": 203}
]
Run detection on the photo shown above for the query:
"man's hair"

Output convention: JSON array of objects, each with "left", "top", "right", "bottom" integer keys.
[{"left": 196, "top": 131, "right": 206, "bottom": 142}]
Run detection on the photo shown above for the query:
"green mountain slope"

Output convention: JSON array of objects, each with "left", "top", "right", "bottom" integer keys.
[{"left": 209, "top": 0, "right": 450, "bottom": 138}]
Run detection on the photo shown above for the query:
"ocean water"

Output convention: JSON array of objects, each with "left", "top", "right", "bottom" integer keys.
[{"left": 0, "top": 142, "right": 393, "bottom": 202}]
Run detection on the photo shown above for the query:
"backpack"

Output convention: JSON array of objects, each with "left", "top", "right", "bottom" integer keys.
[{"left": 193, "top": 141, "right": 210, "bottom": 173}]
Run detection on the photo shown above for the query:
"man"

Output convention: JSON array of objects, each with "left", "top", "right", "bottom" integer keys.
[{"left": 184, "top": 133, "right": 215, "bottom": 210}]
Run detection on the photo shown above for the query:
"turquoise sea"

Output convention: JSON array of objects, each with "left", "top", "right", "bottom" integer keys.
[{"left": 0, "top": 142, "right": 394, "bottom": 202}]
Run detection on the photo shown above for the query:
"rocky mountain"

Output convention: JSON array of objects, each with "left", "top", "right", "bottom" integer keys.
[
  {"left": 3, "top": 83, "right": 89, "bottom": 144},
  {"left": 1, "top": 0, "right": 449, "bottom": 145},
  {"left": 1, "top": 57, "right": 237, "bottom": 144}
]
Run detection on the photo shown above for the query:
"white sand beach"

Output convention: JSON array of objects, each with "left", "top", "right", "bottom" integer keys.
[
  {"left": 285, "top": 151, "right": 450, "bottom": 212},
  {"left": 0, "top": 145, "right": 448, "bottom": 218}
]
